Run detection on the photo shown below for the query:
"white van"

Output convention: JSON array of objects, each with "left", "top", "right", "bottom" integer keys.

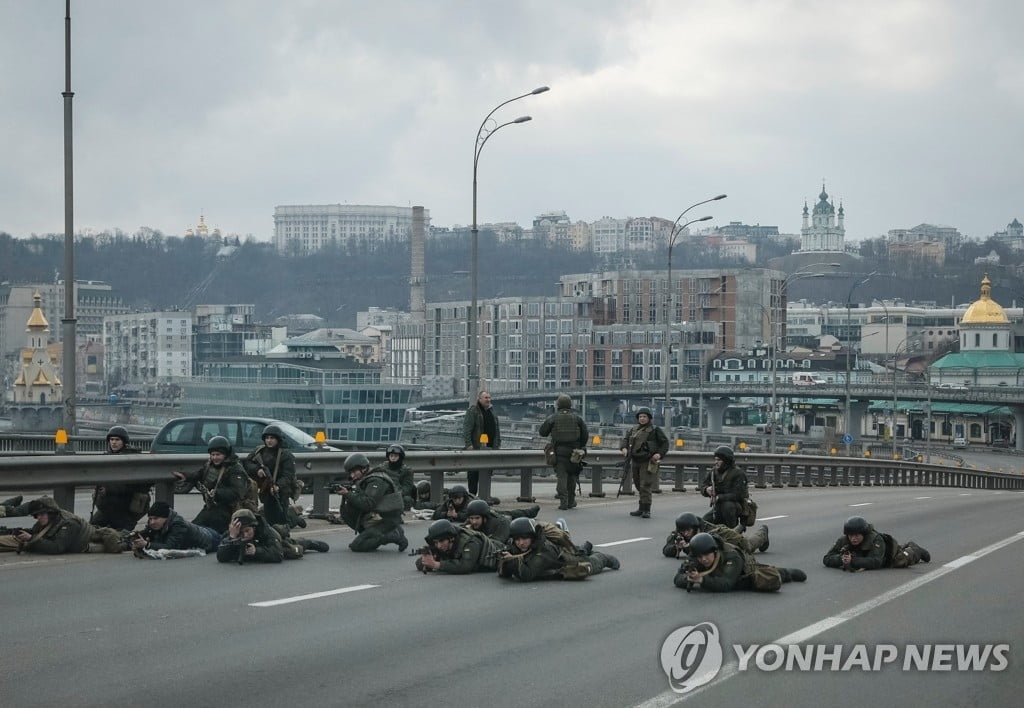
[{"left": 793, "top": 373, "right": 826, "bottom": 386}]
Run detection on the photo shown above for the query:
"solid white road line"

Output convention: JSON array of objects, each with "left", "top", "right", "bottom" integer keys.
[
  {"left": 633, "top": 529, "right": 1024, "bottom": 708},
  {"left": 596, "top": 537, "right": 652, "bottom": 547},
  {"left": 848, "top": 502, "right": 873, "bottom": 507},
  {"left": 757, "top": 515, "right": 789, "bottom": 521},
  {"left": 250, "top": 584, "right": 379, "bottom": 607}
]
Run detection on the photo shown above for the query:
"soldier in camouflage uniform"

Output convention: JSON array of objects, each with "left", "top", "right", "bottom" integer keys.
[
  {"left": 415, "top": 519, "right": 503, "bottom": 574},
  {"left": 333, "top": 452, "right": 409, "bottom": 553},
  {"left": 823, "top": 516, "right": 930, "bottom": 571},
  {"left": 243, "top": 424, "right": 304, "bottom": 529},
  {"left": 700, "top": 446, "right": 749, "bottom": 528},
  {"left": 538, "top": 393, "right": 589, "bottom": 510},
  {"left": 498, "top": 518, "right": 620, "bottom": 581},
  {"left": 173, "top": 436, "right": 254, "bottom": 534},
  {"left": 619, "top": 407, "right": 669, "bottom": 519},
  {"left": 216, "top": 509, "right": 328, "bottom": 564},
  {"left": 0, "top": 496, "right": 123, "bottom": 555},
  {"left": 372, "top": 444, "right": 415, "bottom": 510},
  {"left": 463, "top": 498, "right": 511, "bottom": 544},
  {"left": 662, "top": 512, "right": 769, "bottom": 558},
  {"left": 90, "top": 425, "right": 151, "bottom": 531},
  {"left": 675, "top": 532, "right": 805, "bottom": 593}
]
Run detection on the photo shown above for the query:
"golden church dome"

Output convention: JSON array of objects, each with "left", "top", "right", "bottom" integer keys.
[{"left": 960, "top": 275, "right": 1008, "bottom": 324}]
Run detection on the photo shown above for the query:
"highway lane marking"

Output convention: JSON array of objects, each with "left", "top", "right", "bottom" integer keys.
[
  {"left": 633, "top": 529, "right": 1024, "bottom": 707},
  {"left": 848, "top": 502, "right": 873, "bottom": 507},
  {"left": 757, "top": 515, "right": 788, "bottom": 521},
  {"left": 959, "top": 493, "right": 973, "bottom": 496},
  {"left": 914, "top": 496, "right": 932, "bottom": 500},
  {"left": 249, "top": 584, "right": 379, "bottom": 607},
  {"left": 596, "top": 537, "right": 652, "bottom": 547}
]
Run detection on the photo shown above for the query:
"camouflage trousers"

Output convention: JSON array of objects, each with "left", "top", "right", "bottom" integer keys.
[
  {"left": 631, "top": 460, "right": 659, "bottom": 505},
  {"left": 350, "top": 519, "right": 407, "bottom": 553}
]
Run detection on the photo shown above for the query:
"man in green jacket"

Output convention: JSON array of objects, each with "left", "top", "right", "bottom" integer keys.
[
  {"left": 619, "top": 407, "right": 669, "bottom": 519},
  {"left": 498, "top": 518, "right": 619, "bottom": 581},
  {"left": 538, "top": 393, "right": 589, "bottom": 510},
  {"left": 333, "top": 452, "right": 408, "bottom": 553},
  {"left": 823, "top": 516, "right": 930, "bottom": 571},
  {"left": 243, "top": 424, "right": 302, "bottom": 528},
  {"left": 0, "top": 496, "right": 123, "bottom": 555},
  {"left": 90, "top": 425, "right": 151, "bottom": 531},
  {"left": 415, "top": 519, "right": 502, "bottom": 574},
  {"left": 173, "top": 436, "right": 255, "bottom": 534},
  {"left": 700, "top": 446, "right": 749, "bottom": 528},
  {"left": 675, "top": 533, "right": 805, "bottom": 593},
  {"left": 662, "top": 512, "right": 769, "bottom": 559},
  {"left": 463, "top": 390, "right": 501, "bottom": 496}
]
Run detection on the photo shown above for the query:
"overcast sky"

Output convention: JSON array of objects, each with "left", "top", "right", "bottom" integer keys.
[{"left": 2, "top": 1, "right": 1022, "bottom": 243}]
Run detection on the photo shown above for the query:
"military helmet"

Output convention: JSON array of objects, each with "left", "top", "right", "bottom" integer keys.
[
  {"left": 465, "top": 499, "right": 490, "bottom": 518},
  {"left": 261, "top": 424, "right": 285, "bottom": 443},
  {"left": 207, "top": 435, "right": 232, "bottom": 455},
  {"left": 635, "top": 407, "right": 653, "bottom": 421},
  {"left": 508, "top": 517, "right": 537, "bottom": 539},
  {"left": 425, "top": 519, "right": 459, "bottom": 543},
  {"left": 231, "top": 508, "right": 258, "bottom": 527},
  {"left": 675, "top": 512, "right": 702, "bottom": 532},
  {"left": 713, "top": 445, "right": 735, "bottom": 465},
  {"left": 843, "top": 516, "right": 870, "bottom": 535},
  {"left": 386, "top": 444, "right": 405, "bottom": 461},
  {"left": 556, "top": 393, "right": 573, "bottom": 410},
  {"left": 343, "top": 452, "right": 370, "bottom": 473},
  {"left": 449, "top": 484, "right": 468, "bottom": 498},
  {"left": 415, "top": 480, "right": 431, "bottom": 495},
  {"left": 688, "top": 532, "right": 718, "bottom": 556},
  {"left": 106, "top": 425, "right": 130, "bottom": 444}
]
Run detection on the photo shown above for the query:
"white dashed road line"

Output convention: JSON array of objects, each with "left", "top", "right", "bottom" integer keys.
[
  {"left": 756, "top": 515, "right": 788, "bottom": 521},
  {"left": 250, "top": 584, "right": 379, "bottom": 607},
  {"left": 848, "top": 502, "right": 873, "bottom": 507},
  {"left": 596, "top": 537, "right": 652, "bottom": 547}
]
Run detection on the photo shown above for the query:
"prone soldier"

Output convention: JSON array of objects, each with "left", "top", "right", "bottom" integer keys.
[
  {"left": 216, "top": 509, "right": 328, "bottom": 564},
  {"left": 663, "top": 512, "right": 769, "bottom": 559},
  {"left": 0, "top": 496, "right": 124, "bottom": 555},
  {"left": 498, "top": 517, "right": 620, "bottom": 581},
  {"left": 674, "top": 532, "right": 805, "bottom": 593},
  {"left": 415, "top": 519, "right": 503, "bottom": 574},
  {"left": 823, "top": 516, "right": 930, "bottom": 571},
  {"left": 129, "top": 501, "right": 222, "bottom": 555}
]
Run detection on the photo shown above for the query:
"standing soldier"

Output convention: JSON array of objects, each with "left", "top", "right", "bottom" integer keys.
[
  {"left": 619, "top": 407, "right": 669, "bottom": 519},
  {"left": 823, "top": 516, "right": 930, "bottom": 571},
  {"left": 244, "top": 424, "right": 303, "bottom": 528},
  {"left": 90, "top": 425, "right": 151, "bottom": 531},
  {"left": 539, "top": 393, "right": 589, "bottom": 510},
  {"left": 700, "top": 446, "right": 749, "bottom": 528},
  {"left": 373, "top": 444, "right": 416, "bottom": 510},
  {"left": 463, "top": 390, "right": 501, "bottom": 496},
  {"left": 332, "top": 452, "right": 409, "bottom": 553},
  {"left": 172, "top": 436, "right": 255, "bottom": 534}
]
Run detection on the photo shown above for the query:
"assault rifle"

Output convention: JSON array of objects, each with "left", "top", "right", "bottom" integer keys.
[
  {"left": 194, "top": 480, "right": 216, "bottom": 508},
  {"left": 411, "top": 545, "right": 439, "bottom": 573},
  {"left": 678, "top": 556, "right": 699, "bottom": 593},
  {"left": 615, "top": 457, "right": 630, "bottom": 498},
  {"left": 220, "top": 537, "right": 249, "bottom": 565},
  {"left": 1, "top": 527, "right": 29, "bottom": 554}
]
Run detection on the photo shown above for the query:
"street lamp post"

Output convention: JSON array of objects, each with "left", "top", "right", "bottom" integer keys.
[
  {"left": 696, "top": 281, "right": 727, "bottom": 444},
  {"left": 468, "top": 86, "right": 549, "bottom": 398},
  {"left": 891, "top": 334, "right": 922, "bottom": 458},
  {"left": 663, "top": 197, "right": 725, "bottom": 428},
  {"left": 768, "top": 263, "right": 841, "bottom": 453},
  {"left": 844, "top": 272, "right": 878, "bottom": 454}
]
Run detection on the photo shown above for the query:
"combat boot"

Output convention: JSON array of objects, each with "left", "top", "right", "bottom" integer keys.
[
  {"left": 760, "top": 526, "right": 770, "bottom": 552},
  {"left": 641, "top": 503, "right": 651, "bottom": 519},
  {"left": 579, "top": 541, "right": 594, "bottom": 556},
  {"left": 779, "top": 568, "right": 807, "bottom": 583},
  {"left": 1, "top": 495, "right": 23, "bottom": 510},
  {"left": 906, "top": 541, "right": 930, "bottom": 563},
  {"left": 394, "top": 528, "right": 409, "bottom": 552},
  {"left": 526, "top": 504, "right": 540, "bottom": 518},
  {"left": 629, "top": 504, "right": 644, "bottom": 517},
  {"left": 300, "top": 538, "right": 330, "bottom": 553}
]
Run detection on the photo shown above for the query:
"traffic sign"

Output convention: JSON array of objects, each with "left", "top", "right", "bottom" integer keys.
[{"left": 842, "top": 434, "right": 853, "bottom": 444}]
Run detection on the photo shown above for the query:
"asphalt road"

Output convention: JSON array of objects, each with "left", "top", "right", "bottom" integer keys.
[{"left": 0, "top": 483, "right": 1021, "bottom": 708}]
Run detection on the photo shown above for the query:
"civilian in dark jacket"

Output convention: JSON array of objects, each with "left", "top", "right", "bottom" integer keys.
[{"left": 130, "top": 502, "right": 221, "bottom": 553}]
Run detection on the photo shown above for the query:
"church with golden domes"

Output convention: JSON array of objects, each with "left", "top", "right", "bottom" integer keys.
[{"left": 8, "top": 291, "right": 66, "bottom": 431}]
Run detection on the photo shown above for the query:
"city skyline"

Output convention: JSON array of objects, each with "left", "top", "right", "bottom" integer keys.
[{"left": 1, "top": 1, "right": 1022, "bottom": 242}]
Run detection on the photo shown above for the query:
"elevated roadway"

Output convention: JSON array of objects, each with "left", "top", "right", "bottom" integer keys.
[{"left": 0, "top": 483, "right": 1020, "bottom": 707}]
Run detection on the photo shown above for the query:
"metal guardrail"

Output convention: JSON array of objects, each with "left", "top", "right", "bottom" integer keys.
[{"left": 0, "top": 449, "right": 1021, "bottom": 518}]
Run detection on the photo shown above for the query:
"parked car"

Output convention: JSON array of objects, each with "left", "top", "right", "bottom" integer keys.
[
  {"left": 952, "top": 437, "right": 968, "bottom": 449},
  {"left": 150, "top": 416, "right": 333, "bottom": 454}
]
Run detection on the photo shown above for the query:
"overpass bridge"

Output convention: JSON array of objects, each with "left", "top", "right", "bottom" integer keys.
[{"left": 417, "top": 382, "right": 1024, "bottom": 450}]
